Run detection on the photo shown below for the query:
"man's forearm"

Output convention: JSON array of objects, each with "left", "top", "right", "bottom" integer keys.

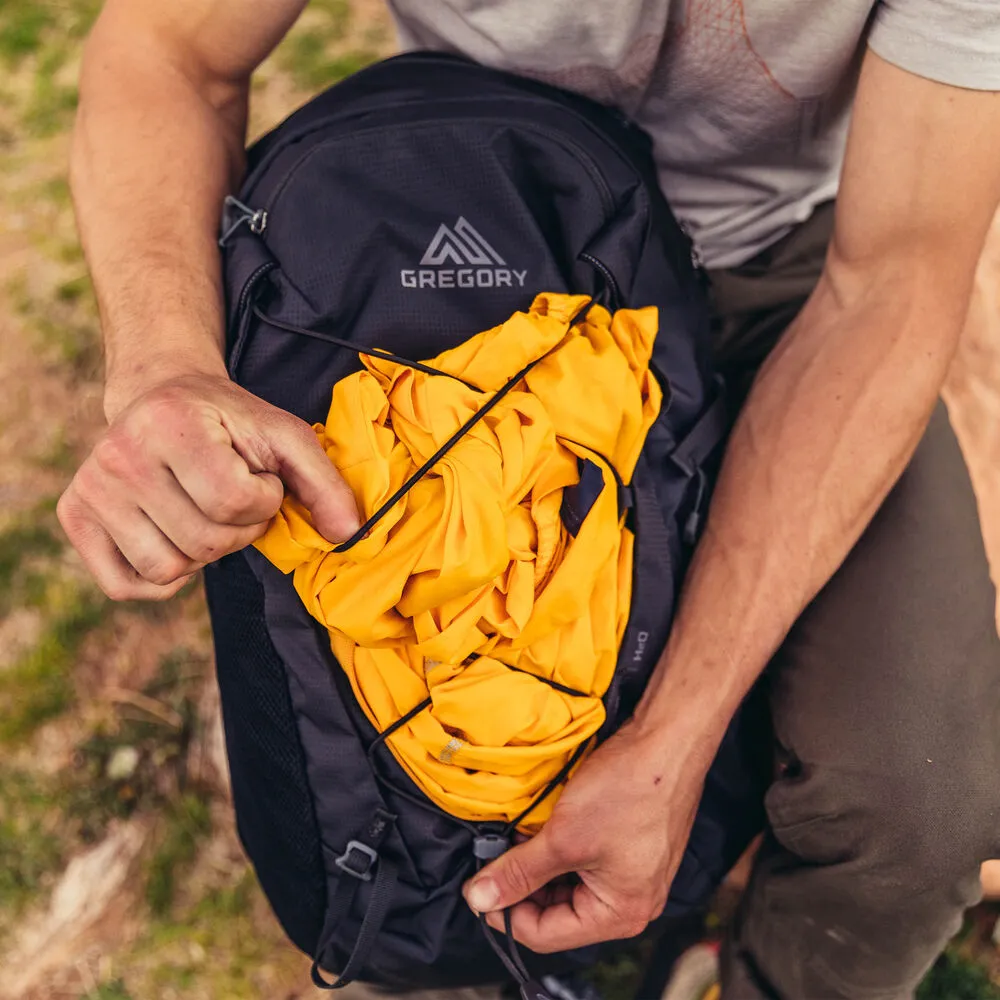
[
  {"left": 72, "top": 14, "right": 247, "bottom": 418},
  {"left": 631, "top": 252, "right": 973, "bottom": 761},
  {"left": 629, "top": 54, "right": 1000, "bottom": 771}
]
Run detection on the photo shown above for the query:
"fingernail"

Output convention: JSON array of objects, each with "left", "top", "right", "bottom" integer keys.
[{"left": 466, "top": 876, "right": 500, "bottom": 913}]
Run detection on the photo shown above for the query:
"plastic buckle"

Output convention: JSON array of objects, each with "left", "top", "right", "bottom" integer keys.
[
  {"left": 335, "top": 840, "right": 378, "bottom": 881},
  {"left": 472, "top": 833, "right": 510, "bottom": 861}
]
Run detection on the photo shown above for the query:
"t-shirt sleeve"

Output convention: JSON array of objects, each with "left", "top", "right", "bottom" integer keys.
[{"left": 869, "top": 0, "right": 1000, "bottom": 90}]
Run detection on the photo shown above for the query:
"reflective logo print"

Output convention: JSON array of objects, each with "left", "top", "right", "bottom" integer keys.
[{"left": 401, "top": 217, "right": 527, "bottom": 290}]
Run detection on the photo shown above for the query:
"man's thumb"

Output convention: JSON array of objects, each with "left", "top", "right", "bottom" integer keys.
[
  {"left": 269, "top": 418, "right": 362, "bottom": 542},
  {"left": 464, "top": 833, "right": 565, "bottom": 914}
]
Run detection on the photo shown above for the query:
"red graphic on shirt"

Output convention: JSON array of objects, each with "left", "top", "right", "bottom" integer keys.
[{"left": 672, "top": 0, "right": 794, "bottom": 99}]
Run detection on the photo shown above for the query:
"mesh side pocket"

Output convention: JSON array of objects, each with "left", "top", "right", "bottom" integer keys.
[{"left": 204, "top": 553, "right": 326, "bottom": 955}]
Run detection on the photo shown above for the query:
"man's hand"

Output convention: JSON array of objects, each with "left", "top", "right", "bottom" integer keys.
[
  {"left": 58, "top": 374, "right": 360, "bottom": 601},
  {"left": 462, "top": 722, "right": 707, "bottom": 952}
]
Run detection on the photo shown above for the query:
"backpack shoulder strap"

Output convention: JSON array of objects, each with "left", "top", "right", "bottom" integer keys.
[{"left": 669, "top": 388, "right": 729, "bottom": 476}]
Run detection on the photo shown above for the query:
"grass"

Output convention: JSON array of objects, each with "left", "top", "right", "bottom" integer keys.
[
  {"left": 8, "top": 266, "right": 102, "bottom": 376},
  {"left": 143, "top": 869, "right": 280, "bottom": 998},
  {"left": 325, "top": 50, "right": 380, "bottom": 83},
  {"left": 0, "top": 1, "right": 98, "bottom": 137},
  {"left": 33, "top": 310, "right": 101, "bottom": 373},
  {"left": 274, "top": 0, "right": 378, "bottom": 91},
  {"left": 0, "top": 0, "right": 99, "bottom": 67},
  {"left": 81, "top": 982, "right": 135, "bottom": 1000},
  {"left": 55, "top": 272, "right": 91, "bottom": 303},
  {"left": 90, "top": 866, "right": 304, "bottom": 1000},
  {"left": 32, "top": 429, "right": 78, "bottom": 474},
  {"left": 117, "top": 648, "right": 213, "bottom": 916},
  {"left": 0, "top": 1, "right": 52, "bottom": 66},
  {"left": 23, "top": 77, "right": 78, "bottom": 138},
  {"left": 56, "top": 238, "right": 85, "bottom": 264},
  {"left": 0, "top": 632, "right": 213, "bottom": 949},
  {"left": 22, "top": 42, "right": 77, "bottom": 137},
  {"left": 41, "top": 310, "right": 100, "bottom": 373},
  {"left": 0, "top": 769, "right": 63, "bottom": 916},
  {"left": 587, "top": 946, "right": 648, "bottom": 1000},
  {"left": 0, "top": 584, "right": 109, "bottom": 743},
  {"left": 918, "top": 949, "right": 1000, "bottom": 1000},
  {"left": 65, "top": 647, "right": 207, "bottom": 841},
  {"left": 279, "top": 34, "right": 379, "bottom": 91},
  {"left": 38, "top": 173, "right": 71, "bottom": 206},
  {"left": 0, "top": 512, "right": 63, "bottom": 611},
  {"left": 145, "top": 793, "right": 213, "bottom": 917},
  {"left": 584, "top": 935, "right": 1000, "bottom": 999}
]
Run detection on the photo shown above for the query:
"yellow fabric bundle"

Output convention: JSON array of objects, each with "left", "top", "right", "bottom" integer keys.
[{"left": 255, "top": 293, "right": 661, "bottom": 832}]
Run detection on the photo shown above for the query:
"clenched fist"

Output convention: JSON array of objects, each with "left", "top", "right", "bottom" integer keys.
[{"left": 58, "top": 373, "right": 360, "bottom": 601}]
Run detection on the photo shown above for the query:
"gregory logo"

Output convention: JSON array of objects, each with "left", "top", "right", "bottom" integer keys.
[{"left": 401, "top": 217, "right": 527, "bottom": 290}]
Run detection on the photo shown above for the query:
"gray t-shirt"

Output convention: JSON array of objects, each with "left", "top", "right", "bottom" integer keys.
[{"left": 387, "top": 0, "right": 1000, "bottom": 268}]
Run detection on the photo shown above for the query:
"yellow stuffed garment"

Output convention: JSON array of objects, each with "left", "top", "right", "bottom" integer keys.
[{"left": 255, "top": 293, "right": 661, "bottom": 832}]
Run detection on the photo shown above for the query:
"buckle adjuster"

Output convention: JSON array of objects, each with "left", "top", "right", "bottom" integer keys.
[{"left": 335, "top": 840, "right": 378, "bottom": 881}]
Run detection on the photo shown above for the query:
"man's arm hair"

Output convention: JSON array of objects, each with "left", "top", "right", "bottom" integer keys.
[
  {"left": 73, "top": 0, "right": 307, "bottom": 418},
  {"left": 59, "top": 0, "right": 360, "bottom": 603},
  {"left": 632, "top": 52, "right": 1000, "bottom": 751}
]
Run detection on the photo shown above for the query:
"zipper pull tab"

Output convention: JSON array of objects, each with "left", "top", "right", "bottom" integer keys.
[{"left": 219, "top": 195, "right": 268, "bottom": 247}]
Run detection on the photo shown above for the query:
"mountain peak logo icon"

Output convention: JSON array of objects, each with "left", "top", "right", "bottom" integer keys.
[{"left": 419, "top": 217, "right": 506, "bottom": 267}]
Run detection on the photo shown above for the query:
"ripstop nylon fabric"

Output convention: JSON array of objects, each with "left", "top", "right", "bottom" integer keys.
[{"left": 255, "top": 293, "right": 661, "bottom": 831}]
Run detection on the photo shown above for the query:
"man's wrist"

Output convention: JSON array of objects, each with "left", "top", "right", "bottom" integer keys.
[
  {"left": 626, "top": 633, "right": 754, "bottom": 772},
  {"left": 626, "top": 686, "right": 728, "bottom": 776},
  {"left": 103, "top": 348, "right": 230, "bottom": 421}
]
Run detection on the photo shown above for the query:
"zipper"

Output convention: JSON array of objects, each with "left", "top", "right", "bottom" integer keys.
[
  {"left": 227, "top": 260, "right": 278, "bottom": 377},
  {"left": 243, "top": 87, "right": 625, "bottom": 194},
  {"left": 524, "top": 123, "right": 615, "bottom": 217},
  {"left": 257, "top": 113, "right": 616, "bottom": 221},
  {"left": 237, "top": 260, "right": 276, "bottom": 316},
  {"left": 577, "top": 252, "right": 622, "bottom": 311}
]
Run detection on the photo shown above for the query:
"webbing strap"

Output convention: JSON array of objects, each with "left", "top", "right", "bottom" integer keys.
[
  {"left": 311, "top": 808, "right": 396, "bottom": 990},
  {"left": 668, "top": 390, "right": 729, "bottom": 475},
  {"left": 311, "top": 856, "right": 399, "bottom": 990}
]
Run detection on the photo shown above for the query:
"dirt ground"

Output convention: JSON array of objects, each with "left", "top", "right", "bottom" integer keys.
[{"left": 0, "top": 3, "right": 998, "bottom": 998}]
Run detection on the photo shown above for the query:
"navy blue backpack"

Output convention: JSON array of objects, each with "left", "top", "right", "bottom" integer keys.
[{"left": 206, "top": 52, "right": 767, "bottom": 995}]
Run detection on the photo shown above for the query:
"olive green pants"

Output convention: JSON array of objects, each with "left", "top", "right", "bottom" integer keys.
[{"left": 709, "top": 203, "right": 1000, "bottom": 1000}]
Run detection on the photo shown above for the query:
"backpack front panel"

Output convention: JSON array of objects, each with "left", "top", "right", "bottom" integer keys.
[{"left": 214, "top": 53, "right": 749, "bottom": 988}]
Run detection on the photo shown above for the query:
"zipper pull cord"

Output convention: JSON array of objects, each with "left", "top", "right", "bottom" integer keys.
[{"left": 219, "top": 195, "right": 268, "bottom": 247}]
